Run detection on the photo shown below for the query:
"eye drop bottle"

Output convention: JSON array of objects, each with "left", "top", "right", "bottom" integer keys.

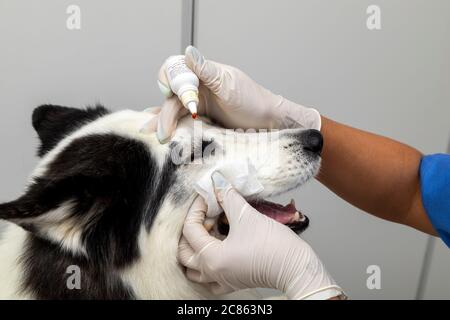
[{"left": 159, "top": 55, "right": 199, "bottom": 118}]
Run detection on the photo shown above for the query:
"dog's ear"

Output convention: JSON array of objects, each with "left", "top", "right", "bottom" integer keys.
[
  {"left": 0, "top": 134, "right": 155, "bottom": 265},
  {"left": 0, "top": 196, "right": 63, "bottom": 234},
  {"left": 0, "top": 200, "right": 29, "bottom": 221},
  {"left": 0, "top": 173, "right": 98, "bottom": 239},
  {"left": 0, "top": 189, "right": 71, "bottom": 238},
  {"left": 32, "top": 104, "right": 109, "bottom": 157}
]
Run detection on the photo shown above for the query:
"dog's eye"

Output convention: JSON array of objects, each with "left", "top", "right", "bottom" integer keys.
[
  {"left": 201, "top": 139, "right": 215, "bottom": 155},
  {"left": 190, "top": 139, "right": 216, "bottom": 161}
]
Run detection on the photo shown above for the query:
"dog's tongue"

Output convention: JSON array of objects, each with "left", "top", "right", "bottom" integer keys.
[
  {"left": 215, "top": 198, "right": 309, "bottom": 236},
  {"left": 248, "top": 199, "right": 305, "bottom": 225}
]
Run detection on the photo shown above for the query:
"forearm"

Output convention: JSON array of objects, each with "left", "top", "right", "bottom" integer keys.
[{"left": 317, "top": 116, "right": 436, "bottom": 235}]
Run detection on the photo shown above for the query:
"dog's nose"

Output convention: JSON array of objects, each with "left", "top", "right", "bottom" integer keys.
[{"left": 302, "top": 129, "right": 323, "bottom": 155}]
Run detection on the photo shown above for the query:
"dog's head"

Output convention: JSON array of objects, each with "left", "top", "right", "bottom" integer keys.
[
  {"left": 0, "top": 105, "right": 322, "bottom": 269},
  {"left": 168, "top": 115, "right": 322, "bottom": 234}
]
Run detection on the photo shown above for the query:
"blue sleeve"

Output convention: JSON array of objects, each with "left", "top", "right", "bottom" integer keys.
[{"left": 419, "top": 153, "right": 450, "bottom": 248}]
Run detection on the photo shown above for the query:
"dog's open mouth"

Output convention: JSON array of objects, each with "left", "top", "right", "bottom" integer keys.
[{"left": 217, "top": 199, "right": 309, "bottom": 236}]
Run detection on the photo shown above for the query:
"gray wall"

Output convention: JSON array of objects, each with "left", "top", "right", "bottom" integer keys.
[
  {"left": 0, "top": 0, "right": 181, "bottom": 199},
  {"left": 0, "top": 0, "right": 449, "bottom": 299}
]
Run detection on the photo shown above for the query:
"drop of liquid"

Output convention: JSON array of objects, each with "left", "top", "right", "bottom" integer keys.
[{"left": 191, "top": 113, "right": 197, "bottom": 119}]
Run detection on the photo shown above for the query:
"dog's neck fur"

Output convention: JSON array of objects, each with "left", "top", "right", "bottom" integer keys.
[{"left": 120, "top": 196, "right": 212, "bottom": 299}]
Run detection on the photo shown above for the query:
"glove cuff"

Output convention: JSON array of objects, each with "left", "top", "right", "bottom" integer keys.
[{"left": 293, "top": 285, "right": 345, "bottom": 300}]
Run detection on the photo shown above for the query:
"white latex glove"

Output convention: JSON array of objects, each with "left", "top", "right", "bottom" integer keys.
[
  {"left": 178, "top": 172, "right": 344, "bottom": 300},
  {"left": 155, "top": 46, "right": 321, "bottom": 143}
]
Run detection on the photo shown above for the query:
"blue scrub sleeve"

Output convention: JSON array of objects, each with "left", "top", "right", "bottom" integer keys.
[{"left": 419, "top": 153, "right": 450, "bottom": 247}]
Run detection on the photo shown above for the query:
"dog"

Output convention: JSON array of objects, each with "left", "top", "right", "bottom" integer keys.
[{"left": 0, "top": 104, "right": 323, "bottom": 299}]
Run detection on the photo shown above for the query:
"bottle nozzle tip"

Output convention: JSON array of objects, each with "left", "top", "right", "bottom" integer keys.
[{"left": 187, "top": 101, "right": 198, "bottom": 117}]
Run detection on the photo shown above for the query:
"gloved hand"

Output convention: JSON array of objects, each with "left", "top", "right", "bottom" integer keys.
[
  {"left": 155, "top": 46, "right": 321, "bottom": 143},
  {"left": 178, "top": 172, "right": 344, "bottom": 300}
]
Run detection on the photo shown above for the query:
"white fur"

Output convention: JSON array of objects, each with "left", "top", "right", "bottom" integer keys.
[{"left": 0, "top": 223, "right": 31, "bottom": 299}]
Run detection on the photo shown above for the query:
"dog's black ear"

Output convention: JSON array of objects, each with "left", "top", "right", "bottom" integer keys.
[
  {"left": 0, "top": 134, "right": 156, "bottom": 266},
  {"left": 0, "top": 201, "right": 23, "bottom": 220},
  {"left": 0, "top": 177, "right": 77, "bottom": 234},
  {"left": 0, "top": 198, "right": 53, "bottom": 234},
  {"left": 32, "top": 104, "right": 109, "bottom": 157}
]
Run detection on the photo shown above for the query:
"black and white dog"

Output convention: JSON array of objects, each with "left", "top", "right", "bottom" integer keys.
[{"left": 0, "top": 104, "right": 323, "bottom": 299}]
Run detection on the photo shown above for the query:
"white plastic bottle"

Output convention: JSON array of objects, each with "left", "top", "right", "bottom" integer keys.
[{"left": 160, "top": 55, "right": 199, "bottom": 118}]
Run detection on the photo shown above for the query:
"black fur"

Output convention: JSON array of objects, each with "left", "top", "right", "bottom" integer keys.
[
  {"left": 20, "top": 236, "right": 135, "bottom": 299},
  {"left": 143, "top": 158, "right": 177, "bottom": 230},
  {"left": 32, "top": 104, "right": 109, "bottom": 157},
  {"left": 0, "top": 105, "right": 178, "bottom": 299}
]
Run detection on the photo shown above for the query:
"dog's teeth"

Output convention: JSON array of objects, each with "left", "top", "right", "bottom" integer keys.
[
  {"left": 290, "top": 199, "right": 296, "bottom": 207},
  {"left": 293, "top": 211, "right": 300, "bottom": 221}
]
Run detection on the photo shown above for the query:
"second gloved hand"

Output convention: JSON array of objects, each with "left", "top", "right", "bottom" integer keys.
[
  {"left": 156, "top": 46, "right": 321, "bottom": 143},
  {"left": 178, "top": 172, "right": 344, "bottom": 300}
]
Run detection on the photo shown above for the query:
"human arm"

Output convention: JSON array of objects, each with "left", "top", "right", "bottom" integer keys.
[{"left": 318, "top": 116, "right": 436, "bottom": 235}]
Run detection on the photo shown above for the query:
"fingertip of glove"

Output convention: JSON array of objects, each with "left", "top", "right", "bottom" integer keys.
[
  {"left": 211, "top": 171, "right": 230, "bottom": 190},
  {"left": 211, "top": 171, "right": 235, "bottom": 201},
  {"left": 313, "top": 108, "right": 322, "bottom": 131},
  {"left": 157, "top": 131, "right": 171, "bottom": 144},
  {"left": 157, "top": 80, "right": 173, "bottom": 98},
  {"left": 185, "top": 45, "right": 204, "bottom": 68},
  {"left": 156, "top": 119, "right": 171, "bottom": 144}
]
